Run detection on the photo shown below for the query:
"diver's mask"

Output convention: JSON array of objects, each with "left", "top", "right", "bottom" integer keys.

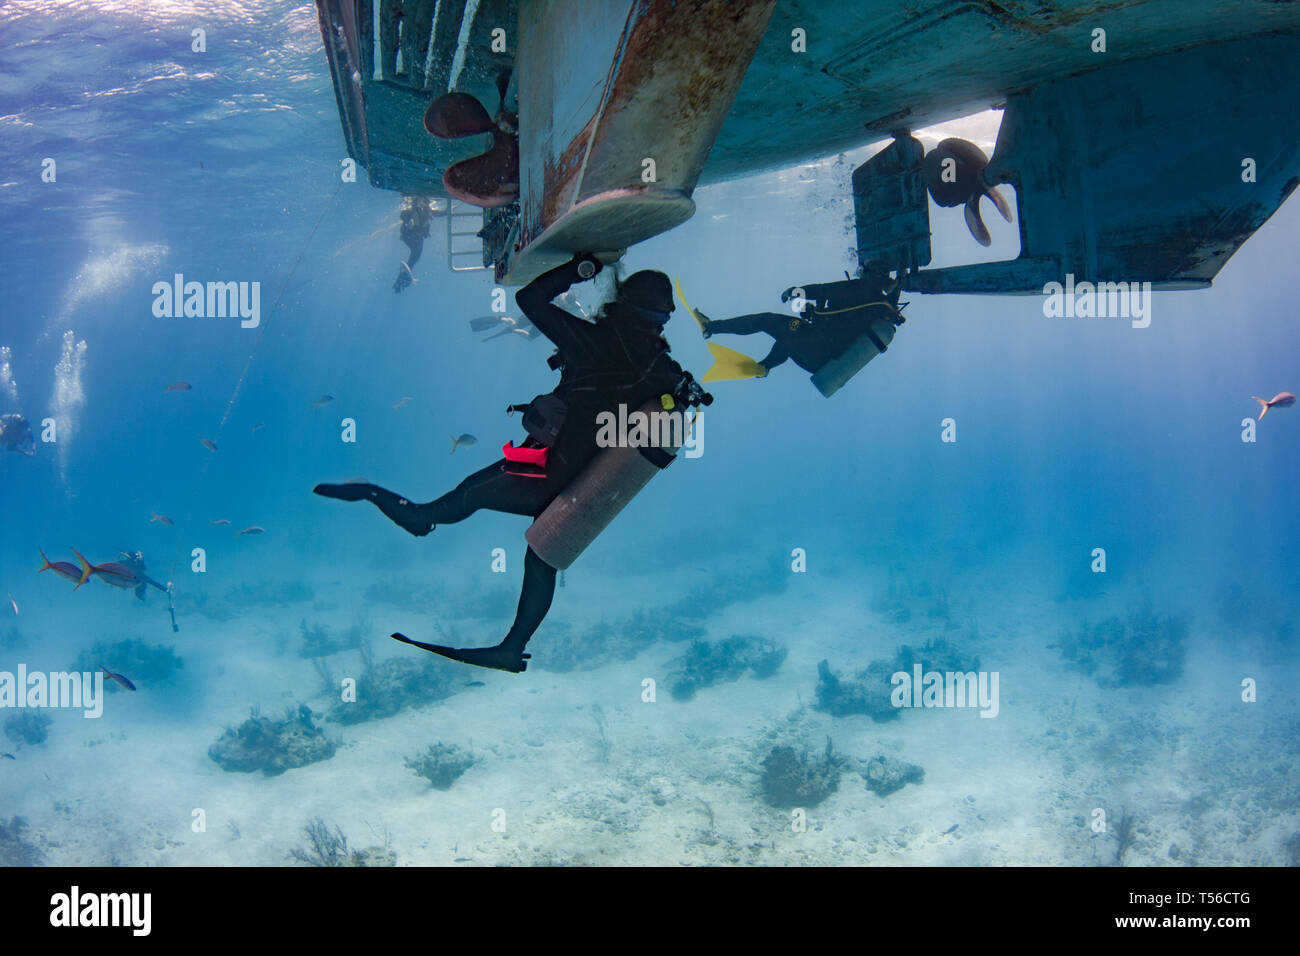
[{"left": 627, "top": 303, "right": 672, "bottom": 326}]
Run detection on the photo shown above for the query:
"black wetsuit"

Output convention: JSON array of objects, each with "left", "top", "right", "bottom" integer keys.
[
  {"left": 117, "top": 553, "right": 169, "bottom": 600},
  {"left": 426, "top": 257, "right": 685, "bottom": 523},
  {"left": 394, "top": 197, "right": 436, "bottom": 292},
  {"left": 0, "top": 414, "right": 34, "bottom": 456},
  {"left": 707, "top": 278, "right": 899, "bottom": 373},
  {"left": 316, "top": 255, "right": 685, "bottom": 666}
]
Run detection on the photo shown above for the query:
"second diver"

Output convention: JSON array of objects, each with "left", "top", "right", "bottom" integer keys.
[{"left": 697, "top": 267, "right": 904, "bottom": 387}]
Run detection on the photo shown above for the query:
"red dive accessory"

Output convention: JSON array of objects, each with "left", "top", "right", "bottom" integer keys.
[{"left": 501, "top": 441, "right": 549, "bottom": 478}]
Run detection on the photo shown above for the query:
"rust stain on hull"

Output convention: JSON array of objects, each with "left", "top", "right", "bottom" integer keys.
[
  {"left": 535, "top": 0, "right": 774, "bottom": 240},
  {"left": 541, "top": 114, "right": 596, "bottom": 231}
]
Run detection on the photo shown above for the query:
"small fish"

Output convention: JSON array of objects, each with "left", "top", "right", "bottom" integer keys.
[
  {"left": 453, "top": 858, "right": 471, "bottom": 863},
  {"left": 450, "top": 433, "right": 477, "bottom": 454},
  {"left": 942, "top": 824, "right": 959, "bottom": 835},
  {"left": 72, "top": 549, "right": 139, "bottom": 590},
  {"left": 237, "top": 526, "right": 265, "bottom": 536},
  {"left": 38, "top": 548, "right": 83, "bottom": 584},
  {"left": 1045, "top": 643, "right": 1060, "bottom": 649},
  {"left": 100, "top": 666, "right": 137, "bottom": 691},
  {"left": 200, "top": 438, "right": 217, "bottom": 452},
  {"left": 251, "top": 422, "right": 265, "bottom": 432},
  {"left": 465, "top": 680, "right": 486, "bottom": 687},
  {"left": 150, "top": 512, "right": 174, "bottom": 526},
  {"left": 393, "top": 396, "right": 412, "bottom": 410},
  {"left": 210, "top": 519, "right": 231, "bottom": 526},
  {"left": 1, "top": 753, "right": 14, "bottom": 760},
  {"left": 312, "top": 395, "right": 334, "bottom": 409},
  {"left": 1253, "top": 391, "right": 1296, "bottom": 420},
  {"left": 7, "top": 594, "right": 16, "bottom": 616},
  {"left": 164, "top": 382, "right": 191, "bottom": 392}
]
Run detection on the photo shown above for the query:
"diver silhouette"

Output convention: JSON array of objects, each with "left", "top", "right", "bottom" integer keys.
[
  {"left": 316, "top": 253, "right": 706, "bottom": 673},
  {"left": 0, "top": 413, "right": 35, "bottom": 456},
  {"left": 699, "top": 267, "right": 904, "bottom": 381},
  {"left": 393, "top": 195, "right": 439, "bottom": 293}
]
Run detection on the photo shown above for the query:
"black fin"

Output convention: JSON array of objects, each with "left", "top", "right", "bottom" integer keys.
[{"left": 391, "top": 633, "right": 529, "bottom": 673}]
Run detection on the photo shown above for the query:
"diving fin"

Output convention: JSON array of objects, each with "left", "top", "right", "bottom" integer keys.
[
  {"left": 672, "top": 276, "right": 708, "bottom": 332},
  {"left": 391, "top": 632, "right": 529, "bottom": 673},
  {"left": 674, "top": 276, "right": 765, "bottom": 382},
  {"left": 702, "top": 342, "right": 766, "bottom": 383}
]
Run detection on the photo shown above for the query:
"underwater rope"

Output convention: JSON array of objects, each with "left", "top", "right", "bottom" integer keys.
[
  {"left": 167, "top": 180, "right": 346, "bottom": 631},
  {"left": 216, "top": 180, "right": 345, "bottom": 436}
]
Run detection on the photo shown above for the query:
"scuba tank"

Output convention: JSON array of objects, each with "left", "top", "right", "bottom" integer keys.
[
  {"left": 525, "top": 381, "right": 710, "bottom": 570},
  {"left": 802, "top": 276, "right": 905, "bottom": 398},
  {"left": 810, "top": 310, "right": 900, "bottom": 398}
]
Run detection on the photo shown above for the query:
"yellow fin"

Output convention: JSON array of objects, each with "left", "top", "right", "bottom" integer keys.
[
  {"left": 673, "top": 276, "right": 707, "bottom": 332},
  {"left": 701, "top": 342, "right": 766, "bottom": 383},
  {"left": 675, "top": 276, "right": 764, "bottom": 382}
]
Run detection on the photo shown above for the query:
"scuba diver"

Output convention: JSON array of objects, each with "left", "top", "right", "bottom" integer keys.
[
  {"left": 74, "top": 550, "right": 178, "bottom": 630},
  {"left": 116, "top": 551, "right": 170, "bottom": 600},
  {"left": 393, "top": 196, "right": 440, "bottom": 293},
  {"left": 116, "top": 551, "right": 179, "bottom": 631},
  {"left": 0, "top": 413, "right": 34, "bottom": 456},
  {"left": 696, "top": 263, "right": 905, "bottom": 392},
  {"left": 315, "top": 253, "right": 707, "bottom": 673}
]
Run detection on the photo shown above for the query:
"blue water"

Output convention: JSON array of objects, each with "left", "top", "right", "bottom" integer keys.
[{"left": 1, "top": 1, "right": 1297, "bottom": 867}]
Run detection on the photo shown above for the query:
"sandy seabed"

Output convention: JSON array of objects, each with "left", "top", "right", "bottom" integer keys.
[{"left": 3, "top": 560, "right": 1297, "bottom": 868}]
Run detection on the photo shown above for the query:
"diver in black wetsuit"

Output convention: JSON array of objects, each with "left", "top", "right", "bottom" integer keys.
[
  {"left": 0, "top": 414, "right": 34, "bottom": 456},
  {"left": 699, "top": 270, "right": 903, "bottom": 376},
  {"left": 315, "top": 253, "right": 694, "bottom": 673},
  {"left": 116, "top": 551, "right": 169, "bottom": 599},
  {"left": 393, "top": 196, "right": 439, "bottom": 293}
]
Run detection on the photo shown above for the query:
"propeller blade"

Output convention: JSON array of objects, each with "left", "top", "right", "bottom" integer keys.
[
  {"left": 424, "top": 92, "right": 494, "bottom": 138},
  {"left": 985, "top": 185, "right": 1013, "bottom": 223},
  {"left": 964, "top": 199, "right": 992, "bottom": 247}
]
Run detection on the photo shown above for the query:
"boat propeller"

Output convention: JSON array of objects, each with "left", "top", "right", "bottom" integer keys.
[
  {"left": 423, "top": 71, "right": 519, "bottom": 208},
  {"left": 922, "top": 137, "right": 1013, "bottom": 247}
]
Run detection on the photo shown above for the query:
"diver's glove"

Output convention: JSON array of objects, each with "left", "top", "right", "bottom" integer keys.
[
  {"left": 755, "top": 365, "right": 769, "bottom": 379},
  {"left": 696, "top": 309, "right": 713, "bottom": 337},
  {"left": 572, "top": 252, "right": 602, "bottom": 280}
]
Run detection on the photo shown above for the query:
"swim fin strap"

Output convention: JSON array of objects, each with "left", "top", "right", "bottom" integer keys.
[{"left": 673, "top": 276, "right": 764, "bottom": 382}]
